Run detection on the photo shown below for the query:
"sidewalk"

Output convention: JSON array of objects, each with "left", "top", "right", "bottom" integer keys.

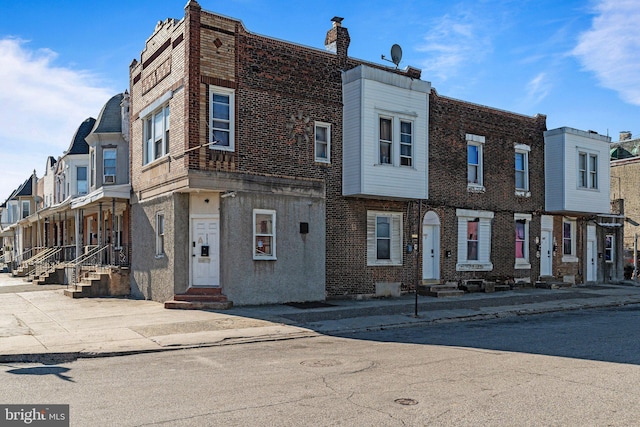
[{"left": 2, "top": 271, "right": 640, "bottom": 363}]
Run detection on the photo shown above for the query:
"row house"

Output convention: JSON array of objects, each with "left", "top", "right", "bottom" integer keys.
[
  {"left": 1, "top": 93, "right": 131, "bottom": 291},
  {"left": 127, "top": 1, "right": 621, "bottom": 308},
  {"left": 0, "top": 171, "right": 38, "bottom": 266},
  {"left": 545, "top": 127, "right": 622, "bottom": 284}
]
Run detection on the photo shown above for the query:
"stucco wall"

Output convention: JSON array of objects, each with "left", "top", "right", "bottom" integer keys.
[
  {"left": 220, "top": 191, "right": 325, "bottom": 305},
  {"left": 130, "top": 193, "right": 189, "bottom": 302}
]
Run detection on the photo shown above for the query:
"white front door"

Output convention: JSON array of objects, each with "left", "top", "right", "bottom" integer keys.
[
  {"left": 191, "top": 217, "right": 220, "bottom": 287},
  {"left": 540, "top": 229, "right": 553, "bottom": 276},
  {"left": 422, "top": 211, "right": 440, "bottom": 281},
  {"left": 586, "top": 225, "right": 597, "bottom": 282}
]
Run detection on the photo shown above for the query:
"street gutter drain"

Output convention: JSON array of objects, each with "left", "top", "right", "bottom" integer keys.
[{"left": 394, "top": 398, "right": 418, "bottom": 406}]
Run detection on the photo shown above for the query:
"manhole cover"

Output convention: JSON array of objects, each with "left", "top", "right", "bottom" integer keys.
[
  {"left": 394, "top": 398, "right": 418, "bottom": 406},
  {"left": 300, "top": 359, "right": 342, "bottom": 368}
]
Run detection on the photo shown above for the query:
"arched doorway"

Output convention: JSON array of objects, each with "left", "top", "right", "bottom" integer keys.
[{"left": 422, "top": 211, "right": 441, "bottom": 281}]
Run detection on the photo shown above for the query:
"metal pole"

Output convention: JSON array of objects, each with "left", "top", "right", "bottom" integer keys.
[
  {"left": 634, "top": 233, "right": 638, "bottom": 281},
  {"left": 415, "top": 201, "right": 421, "bottom": 317}
]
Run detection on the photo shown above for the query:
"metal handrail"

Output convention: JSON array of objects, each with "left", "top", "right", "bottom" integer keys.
[
  {"left": 31, "top": 247, "right": 63, "bottom": 282},
  {"left": 17, "top": 247, "right": 57, "bottom": 276},
  {"left": 67, "top": 245, "right": 111, "bottom": 286}
]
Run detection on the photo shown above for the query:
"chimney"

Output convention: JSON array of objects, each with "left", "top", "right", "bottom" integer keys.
[
  {"left": 325, "top": 17, "right": 350, "bottom": 65},
  {"left": 620, "top": 131, "right": 632, "bottom": 141}
]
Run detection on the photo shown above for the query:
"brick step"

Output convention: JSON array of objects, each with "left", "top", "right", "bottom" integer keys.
[{"left": 173, "top": 294, "right": 230, "bottom": 302}]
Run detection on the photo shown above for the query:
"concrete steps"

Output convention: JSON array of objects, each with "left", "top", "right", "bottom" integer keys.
[
  {"left": 165, "top": 287, "right": 233, "bottom": 310},
  {"left": 418, "top": 282, "right": 464, "bottom": 298},
  {"left": 64, "top": 272, "right": 110, "bottom": 298}
]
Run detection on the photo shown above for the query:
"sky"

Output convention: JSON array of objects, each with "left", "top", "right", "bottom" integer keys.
[{"left": 0, "top": 0, "right": 639, "bottom": 200}]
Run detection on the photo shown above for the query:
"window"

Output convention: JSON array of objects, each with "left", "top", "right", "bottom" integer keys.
[
  {"left": 367, "top": 211, "right": 402, "bottom": 266},
  {"left": 21, "top": 201, "right": 30, "bottom": 219},
  {"left": 379, "top": 117, "right": 392, "bottom": 164},
  {"left": 467, "top": 218, "right": 479, "bottom": 261},
  {"left": 90, "top": 150, "right": 95, "bottom": 187},
  {"left": 605, "top": 234, "right": 614, "bottom": 263},
  {"left": 578, "top": 152, "right": 598, "bottom": 189},
  {"left": 253, "top": 209, "right": 276, "bottom": 260},
  {"left": 514, "top": 144, "right": 530, "bottom": 193},
  {"left": 514, "top": 213, "right": 531, "bottom": 269},
  {"left": 155, "top": 212, "right": 165, "bottom": 256},
  {"left": 210, "top": 87, "right": 234, "bottom": 151},
  {"left": 143, "top": 104, "right": 170, "bottom": 164},
  {"left": 466, "top": 134, "right": 485, "bottom": 188},
  {"left": 400, "top": 121, "right": 413, "bottom": 166},
  {"left": 103, "top": 149, "right": 116, "bottom": 184},
  {"left": 77, "top": 167, "right": 87, "bottom": 194},
  {"left": 315, "top": 122, "right": 331, "bottom": 163},
  {"left": 456, "top": 209, "right": 493, "bottom": 271},
  {"left": 562, "top": 218, "right": 577, "bottom": 262}
]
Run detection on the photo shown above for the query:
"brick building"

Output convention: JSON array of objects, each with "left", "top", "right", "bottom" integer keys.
[
  {"left": 129, "top": 1, "right": 619, "bottom": 307},
  {"left": 425, "top": 93, "right": 547, "bottom": 288}
]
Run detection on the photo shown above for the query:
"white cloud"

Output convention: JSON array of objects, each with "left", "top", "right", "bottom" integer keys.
[
  {"left": 0, "top": 38, "right": 113, "bottom": 199},
  {"left": 572, "top": 0, "right": 640, "bottom": 105},
  {"left": 525, "top": 72, "right": 551, "bottom": 105},
  {"left": 415, "top": 9, "right": 493, "bottom": 82}
]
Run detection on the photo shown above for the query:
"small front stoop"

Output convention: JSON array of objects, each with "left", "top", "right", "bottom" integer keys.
[
  {"left": 164, "top": 287, "right": 233, "bottom": 310},
  {"left": 64, "top": 272, "right": 110, "bottom": 298},
  {"left": 418, "top": 281, "right": 464, "bottom": 298}
]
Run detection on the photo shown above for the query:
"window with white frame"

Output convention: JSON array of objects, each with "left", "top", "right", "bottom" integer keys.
[
  {"left": 253, "top": 209, "right": 276, "bottom": 260},
  {"left": 400, "top": 120, "right": 412, "bottom": 166},
  {"left": 514, "top": 213, "right": 531, "bottom": 269},
  {"left": 315, "top": 122, "right": 331, "bottom": 163},
  {"left": 578, "top": 152, "right": 598, "bottom": 189},
  {"left": 103, "top": 149, "right": 116, "bottom": 184},
  {"left": 456, "top": 209, "right": 493, "bottom": 271},
  {"left": 367, "top": 211, "right": 402, "bottom": 266},
  {"left": 562, "top": 218, "right": 577, "bottom": 261},
  {"left": 21, "top": 201, "right": 30, "bottom": 219},
  {"left": 605, "top": 234, "right": 614, "bottom": 263},
  {"left": 467, "top": 134, "right": 485, "bottom": 187},
  {"left": 377, "top": 115, "right": 414, "bottom": 167},
  {"left": 77, "top": 166, "right": 88, "bottom": 194},
  {"left": 155, "top": 212, "right": 165, "bottom": 256},
  {"left": 515, "top": 144, "right": 530, "bottom": 193},
  {"left": 379, "top": 117, "right": 392, "bottom": 164},
  {"left": 210, "top": 86, "right": 234, "bottom": 151},
  {"left": 143, "top": 104, "right": 170, "bottom": 164}
]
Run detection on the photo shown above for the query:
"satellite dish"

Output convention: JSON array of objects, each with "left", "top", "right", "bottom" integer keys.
[{"left": 390, "top": 44, "right": 402, "bottom": 67}]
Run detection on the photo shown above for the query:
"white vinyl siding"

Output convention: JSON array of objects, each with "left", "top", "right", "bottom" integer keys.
[
  {"left": 544, "top": 127, "right": 611, "bottom": 214},
  {"left": 367, "top": 211, "right": 403, "bottom": 266},
  {"left": 342, "top": 65, "right": 429, "bottom": 200},
  {"left": 456, "top": 209, "right": 493, "bottom": 271}
]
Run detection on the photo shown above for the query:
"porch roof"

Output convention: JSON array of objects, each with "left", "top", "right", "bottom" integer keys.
[{"left": 71, "top": 184, "right": 131, "bottom": 210}]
